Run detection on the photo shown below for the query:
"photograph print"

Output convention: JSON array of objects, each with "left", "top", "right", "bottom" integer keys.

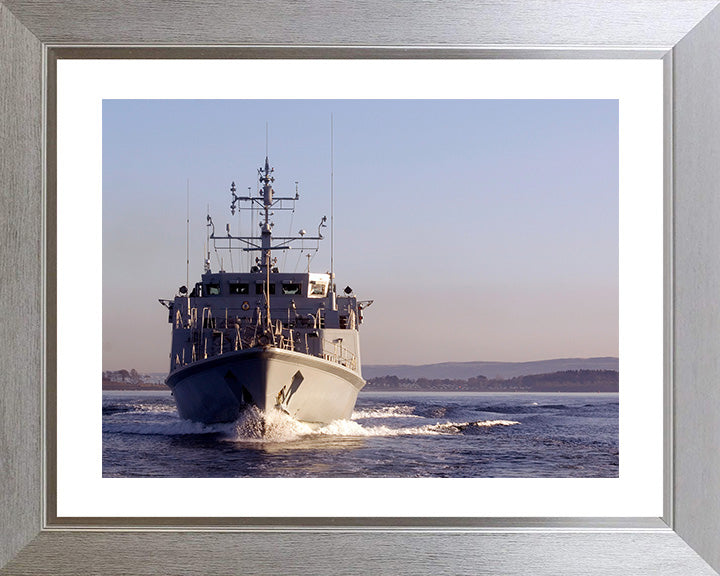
[{"left": 102, "top": 99, "right": 619, "bottom": 478}]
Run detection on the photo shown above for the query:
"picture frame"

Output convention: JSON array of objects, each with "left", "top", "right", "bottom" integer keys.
[{"left": 1, "top": 1, "right": 719, "bottom": 574}]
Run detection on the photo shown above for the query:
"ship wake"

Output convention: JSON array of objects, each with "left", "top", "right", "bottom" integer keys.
[
  {"left": 227, "top": 405, "right": 518, "bottom": 443},
  {"left": 103, "top": 402, "right": 519, "bottom": 441}
]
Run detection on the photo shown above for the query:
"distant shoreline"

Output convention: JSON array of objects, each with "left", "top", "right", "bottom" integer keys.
[
  {"left": 103, "top": 369, "right": 618, "bottom": 394},
  {"left": 102, "top": 381, "right": 167, "bottom": 391},
  {"left": 363, "top": 369, "right": 618, "bottom": 393}
]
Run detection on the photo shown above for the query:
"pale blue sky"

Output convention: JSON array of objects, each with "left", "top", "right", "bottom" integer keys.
[{"left": 103, "top": 99, "right": 618, "bottom": 371}]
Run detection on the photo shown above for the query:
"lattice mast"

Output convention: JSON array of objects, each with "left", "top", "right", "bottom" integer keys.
[{"left": 210, "top": 156, "right": 328, "bottom": 334}]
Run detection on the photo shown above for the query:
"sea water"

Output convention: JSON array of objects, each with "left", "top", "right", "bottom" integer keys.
[{"left": 102, "top": 390, "right": 618, "bottom": 478}]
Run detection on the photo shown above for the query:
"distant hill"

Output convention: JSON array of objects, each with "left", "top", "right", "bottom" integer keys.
[{"left": 362, "top": 357, "right": 619, "bottom": 380}]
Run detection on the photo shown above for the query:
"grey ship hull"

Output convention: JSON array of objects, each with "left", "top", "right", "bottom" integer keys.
[{"left": 166, "top": 347, "right": 366, "bottom": 425}]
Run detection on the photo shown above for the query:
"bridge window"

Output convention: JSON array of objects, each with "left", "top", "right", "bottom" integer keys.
[
  {"left": 255, "top": 282, "right": 276, "bottom": 295},
  {"left": 309, "top": 280, "right": 327, "bottom": 297},
  {"left": 282, "top": 283, "right": 302, "bottom": 295},
  {"left": 206, "top": 283, "right": 220, "bottom": 296},
  {"left": 229, "top": 283, "right": 249, "bottom": 295}
]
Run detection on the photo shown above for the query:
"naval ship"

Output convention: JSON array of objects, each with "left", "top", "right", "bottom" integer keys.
[{"left": 160, "top": 156, "right": 371, "bottom": 425}]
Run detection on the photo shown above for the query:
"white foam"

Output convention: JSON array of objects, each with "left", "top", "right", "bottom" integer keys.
[
  {"left": 227, "top": 408, "right": 519, "bottom": 442},
  {"left": 106, "top": 403, "right": 520, "bottom": 441},
  {"left": 130, "top": 403, "right": 177, "bottom": 414},
  {"left": 351, "top": 405, "right": 420, "bottom": 419},
  {"left": 232, "top": 406, "right": 316, "bottom": 442},
  {"left": 317, "top": 420, "right": 397, "bottom": 436},
  {"left": 473, "top": 419, "right": 519, "bottom": 427}
]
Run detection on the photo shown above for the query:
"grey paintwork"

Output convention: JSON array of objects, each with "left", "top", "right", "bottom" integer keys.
[{"left": 167, "top": 347, "right": 365, "bottom": 424}]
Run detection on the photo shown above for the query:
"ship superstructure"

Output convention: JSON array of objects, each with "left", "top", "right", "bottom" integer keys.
[{"left": 160, "top": 156, "right": 370, "bottom": 425}]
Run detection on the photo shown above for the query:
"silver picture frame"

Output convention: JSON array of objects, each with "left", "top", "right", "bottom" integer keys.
[{"left": 2, "top": 1, "right": 720, "bottom": 574}]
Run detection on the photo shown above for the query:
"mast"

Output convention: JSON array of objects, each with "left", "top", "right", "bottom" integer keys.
[
  {"left": 186, "top": 179, "right": 190, "bottom": 289},
  {"left": 205, "top": 153, "right": 329, "bottom": 345},
  {"left": 258, "top": 157, "right": 274, "bottom": 333},
  {"left": 224, "top": 155, "right": 325, "bottom": 264},
  {"left": 330, "top": 114, "right": 337, "bottom": 310},
  {"left": 258, "top": 156, "right": 275, "bottom": 274},
  {"left": 330, "top": 114, "right": 336, "bottom": 311}
]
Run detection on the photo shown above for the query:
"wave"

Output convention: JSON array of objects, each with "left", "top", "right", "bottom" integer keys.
[
  {"left": 317, "top": 419, "right": 518, "bottom": 437},
  {"left": 102, "top": 405, "right": 133, "bottom": 417},
  {"left": 351, "top": 405, "right": 419, "bottom": 419},
  {"left": 129, "top": 403, "right": 177, "bottom": 414},
  {"left": 477, "top": 403, "right": 569, "bottom": 415},
  {"left": 103, "top": 402, "right": 176, "bottom": 416},
  {"left": 102, "top": 419, "right": 235, "bottom": 436},
  {"left": 227, "top": 407, "right": 519, "bottom": 443},
  {"left": 104, "top": 405, "right": 519, "bottom": 441},
  {"left": 233, "top": 406, "right": 317, "bottom": 441}
]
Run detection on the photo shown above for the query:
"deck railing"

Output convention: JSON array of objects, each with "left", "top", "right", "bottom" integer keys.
[{"left": 171, "top": 307, "right": 357, "bottom": 372}]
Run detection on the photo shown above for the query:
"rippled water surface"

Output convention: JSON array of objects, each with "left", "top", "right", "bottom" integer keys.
[{"left": 102, "top": 390, "right": 618, "bottom": 478}]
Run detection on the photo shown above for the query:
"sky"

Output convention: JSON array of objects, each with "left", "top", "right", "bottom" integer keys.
[{"left": 102, "top": 99, "right": 618, "bottom": 372}]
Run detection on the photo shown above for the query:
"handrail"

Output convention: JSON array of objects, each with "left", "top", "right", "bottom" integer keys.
[{"left": 171, "top": 307, "right": 358, "bottom": 372}]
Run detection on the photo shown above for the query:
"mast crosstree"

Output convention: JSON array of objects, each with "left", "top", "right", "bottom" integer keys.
[{"left": 213, "top": 156, "right": 327, "bottom": 273}]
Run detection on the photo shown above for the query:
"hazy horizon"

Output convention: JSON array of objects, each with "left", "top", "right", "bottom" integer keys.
[
  {"left": 105, "top": 355, "right": 621, "bottom": 375},
  {"left": 103, "top": 99, "right": 618, "bottom": 372}
]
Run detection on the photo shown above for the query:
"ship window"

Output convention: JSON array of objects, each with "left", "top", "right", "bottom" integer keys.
[
  {"left": 282, "top": 283, "right": 302, "bottom": 295},
  {"left": 309, "top": 281, "right": 327, "bottom": 297},
  {"left": 255, "top": 282, "right": 276, "bottom": 295},
  {"left": 229, "top": 283, "right": 249, "bottom": 295},
  {"left": 206, "top": 283, "right": 220, "bottom": 296}
]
